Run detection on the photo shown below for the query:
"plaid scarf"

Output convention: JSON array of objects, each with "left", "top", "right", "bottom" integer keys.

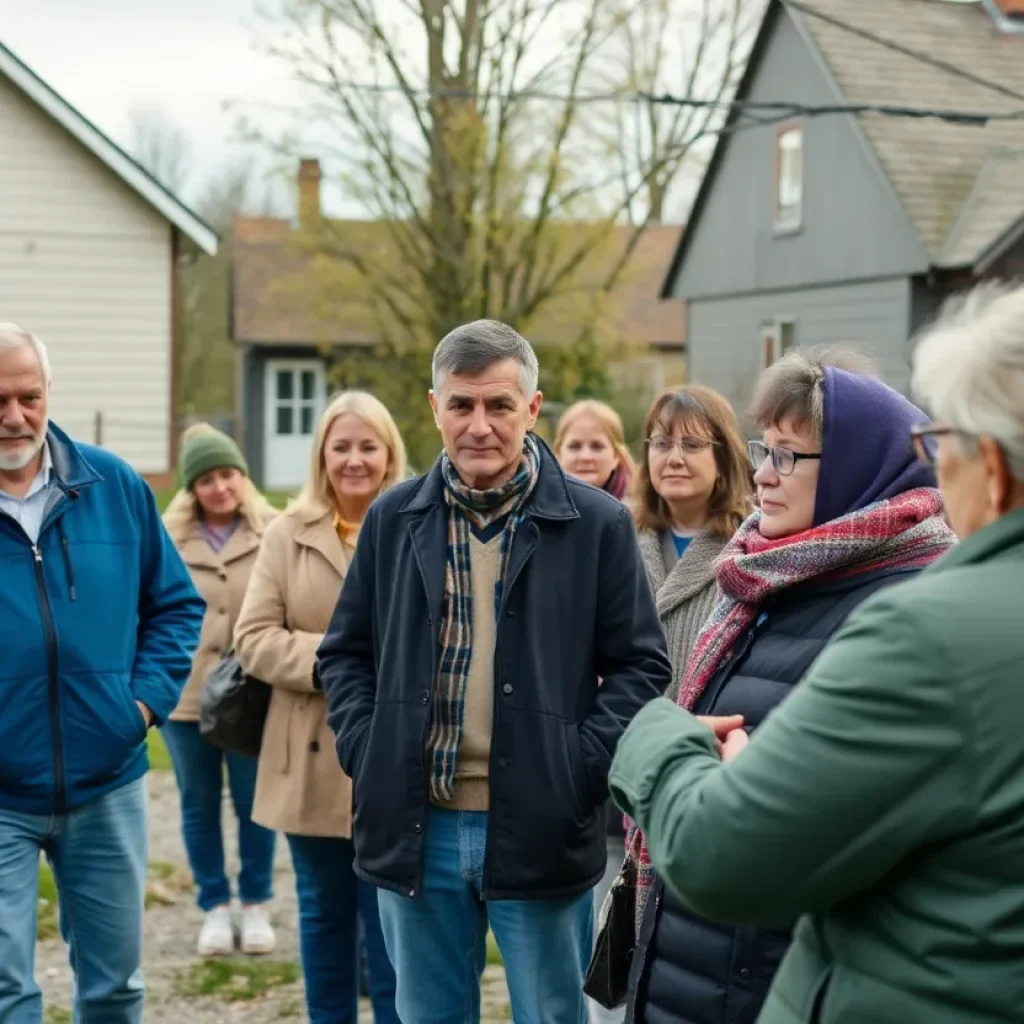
[
  {"left": 627, "top": 487, "right": 956, "bottom": 930},
  {"left": 427, "top": 434, "right": 541, "bottom": 803}
]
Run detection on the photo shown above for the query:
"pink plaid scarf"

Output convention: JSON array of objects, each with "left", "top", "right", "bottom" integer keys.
[{"left": 627, "top": 488, "right": 955, "bottom": 931}]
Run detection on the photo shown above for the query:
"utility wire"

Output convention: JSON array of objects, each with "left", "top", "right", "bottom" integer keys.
[{"left": 290, "top": 79, "right": 1024, "bottom": 127}]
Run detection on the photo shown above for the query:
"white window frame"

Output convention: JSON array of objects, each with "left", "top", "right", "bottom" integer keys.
[
  {"left": 265, "top": 360, "right": 325, "bottom": 441},
  {"left": 774, "top": 123, "right": 804, "bottom": 233}
]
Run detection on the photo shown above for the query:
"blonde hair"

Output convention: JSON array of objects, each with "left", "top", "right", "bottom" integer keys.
[
  {"left": 289, "top": 390, "right": 407, "bottom": 518},
  {"left": 553, "top": 400, "right": 637, "bottom": 488},
  {"left": 162, "top": 424, "right": 277, "bottom": 537}
]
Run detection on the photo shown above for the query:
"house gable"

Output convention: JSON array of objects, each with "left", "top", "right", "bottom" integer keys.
[
  {"left": 665, "top": 0, "right": 927, "bottom": 302},
  {"left": 0, "top": 39, "right": 216, "bottom": 254}
]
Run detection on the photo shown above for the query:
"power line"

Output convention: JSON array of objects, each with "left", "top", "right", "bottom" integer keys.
[{"left": 275, "top": 79, "right": 1024, "bottom": 128}]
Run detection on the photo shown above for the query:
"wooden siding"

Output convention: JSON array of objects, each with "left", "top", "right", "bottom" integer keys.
[
  {"left": 686, "top": 277, "right": 913, "bottom": 428},
  {"left": 672, "top": 6, "right": 927, "bottom": 302},
  {"left": 0, "top": 75, "right": 172, "bottom": 473}
]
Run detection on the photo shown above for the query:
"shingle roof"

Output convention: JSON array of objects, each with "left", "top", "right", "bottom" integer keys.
[
  {"left": 789, "top": 0, "right": 1024, "bottom": 267},
  {"left": 232, "top": 219, "right": 686, "bottom": 349}
]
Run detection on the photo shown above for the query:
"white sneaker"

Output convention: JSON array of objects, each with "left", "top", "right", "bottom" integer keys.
[
  {"left": 240, "top": 903, "right": 276, "bottom": 956},
  {"left": 197, "top": 905, "right": 235, "bottom": 957}
]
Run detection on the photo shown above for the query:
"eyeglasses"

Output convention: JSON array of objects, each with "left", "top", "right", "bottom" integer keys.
[
  {"left": 646, "top": 435, "right": 718, "bottom": 457},
  {"left": 748, "top": 440, "right": 822, "bottom": 476},
  {"left": 910, "top": 422, "right": 971, "bottom": 467}
]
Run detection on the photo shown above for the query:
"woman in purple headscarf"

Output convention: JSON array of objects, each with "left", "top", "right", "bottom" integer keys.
[{"left": 618, "top": 347, "right": 956, "bottom": 1024}]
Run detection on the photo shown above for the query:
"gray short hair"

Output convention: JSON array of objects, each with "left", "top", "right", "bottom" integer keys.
[
  {"left": 431, "top": 320, "right": 539, "bottom": 395},
  {"left": 749, "top": 345, "right": 878, "bottom": 443},
  {"left": 912, "top": 282, "right": 1024, "bottom": 480},
  {"left": 0, "top": 323, "right": 51, "bottom": 384}
]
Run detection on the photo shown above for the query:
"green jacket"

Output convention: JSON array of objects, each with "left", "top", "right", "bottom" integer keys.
[{"left": 611, "top": 507, "right": 1024, "bottom": 1024}]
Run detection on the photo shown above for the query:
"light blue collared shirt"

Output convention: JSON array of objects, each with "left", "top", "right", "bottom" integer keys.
[{"left": 0, "top": 442, "right": 55, "bottom": 544}]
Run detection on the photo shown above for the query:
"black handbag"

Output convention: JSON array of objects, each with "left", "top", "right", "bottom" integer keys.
[
  {"left": 584, "top": 858, "right": 637, "bottom": 1009},
  {"left": 198, "top": 650, "right": 271, "bottom": 758}
]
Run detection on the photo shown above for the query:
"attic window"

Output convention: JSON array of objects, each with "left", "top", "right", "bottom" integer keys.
[{"left": 775, "top": 124, "right": 803, "bottom": 232}]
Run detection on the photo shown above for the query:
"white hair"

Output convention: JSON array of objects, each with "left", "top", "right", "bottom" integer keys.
[
  {"left": 912, "top": 282, "right": 1024, "bottom": 480},
  {"left": 0, "top": 323, "right": 51, "bottom": 383}
]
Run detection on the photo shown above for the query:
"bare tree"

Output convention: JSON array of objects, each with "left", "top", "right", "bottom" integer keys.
[
  {"left": 245, "top": 0, "right": 753, "bottom": 463},
  {"left": 127, "top": 107, "right": 193, "bottom": 196}
]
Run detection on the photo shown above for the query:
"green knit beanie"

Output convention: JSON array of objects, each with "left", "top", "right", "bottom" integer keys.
[{"left": 178, "top": 424, "right": 248, "bottom": 491}]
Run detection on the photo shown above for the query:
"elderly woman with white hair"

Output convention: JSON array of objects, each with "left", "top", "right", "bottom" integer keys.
[{"left": 609, "top": 282, "right": 1024, "bottom": 1024}]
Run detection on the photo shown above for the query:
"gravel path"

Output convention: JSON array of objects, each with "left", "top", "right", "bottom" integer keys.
[{"left": 36, "top": 771, "right": 511, "bottom": 1022}]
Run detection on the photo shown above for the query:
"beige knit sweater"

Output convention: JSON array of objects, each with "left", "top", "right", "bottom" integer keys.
[{"left": 638, "top": 528, "right": 728, "bottom": 700}]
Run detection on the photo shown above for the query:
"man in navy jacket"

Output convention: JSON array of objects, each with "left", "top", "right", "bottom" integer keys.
[
  {"left": 318, "top": 320, "right": 670, "bottom": 1023},
  {"left": 0, "top": 324, "right": 204, "bottom": 1022}
]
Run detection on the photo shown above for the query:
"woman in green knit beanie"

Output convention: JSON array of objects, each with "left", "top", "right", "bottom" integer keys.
[{"left": 161, "top": 424, "right": 279, "bottom": 959}]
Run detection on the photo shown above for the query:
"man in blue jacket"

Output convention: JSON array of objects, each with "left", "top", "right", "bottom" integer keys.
[
  {"left": 0, "top": 324, "right": 204, "bottom": 1023},
  {"left": 318, "top": 320, "right": 670, "bottom": 1023}
]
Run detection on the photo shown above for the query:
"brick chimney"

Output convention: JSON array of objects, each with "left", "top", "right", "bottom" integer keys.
[{"left": 297, "top": 158, "right": 322, "bottom": 227}]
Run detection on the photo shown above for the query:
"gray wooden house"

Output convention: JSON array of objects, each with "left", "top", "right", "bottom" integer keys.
[{"left": 663, "top": 0, "right": 1024, "bottom": 420}]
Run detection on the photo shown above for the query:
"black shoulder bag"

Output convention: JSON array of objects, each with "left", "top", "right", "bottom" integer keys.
[{"left": 198, "top": 650, "right": 271, "bottom": 758}]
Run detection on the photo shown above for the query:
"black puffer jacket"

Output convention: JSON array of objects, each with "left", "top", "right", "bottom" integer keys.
[{"left": 626, "top": 566, "right": 917, "bottom": 1024}]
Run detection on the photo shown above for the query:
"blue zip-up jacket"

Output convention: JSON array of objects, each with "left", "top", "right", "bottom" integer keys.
[{"left": 0, "top": 424, "right": 205, "bottom": 815}]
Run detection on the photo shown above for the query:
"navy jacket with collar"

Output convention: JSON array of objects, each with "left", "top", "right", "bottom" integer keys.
[
  {"left": 318, "top": 438, "right": 670, "bottom": 900},
  {"left": 0, "top": 424, "right": 205, "bottom": 815}
]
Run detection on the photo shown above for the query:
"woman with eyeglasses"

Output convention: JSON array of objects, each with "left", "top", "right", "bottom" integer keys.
[
  {"left": 620, "top": 348, "right": 955, "bottom": 1024},
  {"left": 632, "top": 386, "right": 753, "bottom": 700}
]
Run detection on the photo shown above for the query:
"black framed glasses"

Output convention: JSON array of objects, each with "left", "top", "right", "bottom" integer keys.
[
  {"left": 910, "top": 422, "right": 970, "bottom": 467},
  {"left": 748, "top": 440, "right": 821, "bottom": 476},
  {"left": 646, "top": 435, "right": 718, "bottom": 457}
]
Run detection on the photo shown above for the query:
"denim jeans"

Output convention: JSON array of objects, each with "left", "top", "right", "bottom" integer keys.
[
  {"left": 0, "top": 777, "right": 148, "bottom": 1024},
  {"left": 286, "top": 834, "right": 398, "bottom": 1024},
  {"left": 589, "top": 837, "right": 626, "bottom": 1024},
  {"left": 161, "top": 721, "right": 275, "bottom": 911},
  {"left": 377, "top": 807, "right": 594, "bottom": 1024}
]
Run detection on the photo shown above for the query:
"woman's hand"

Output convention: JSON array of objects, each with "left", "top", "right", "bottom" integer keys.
[
  {"left": 697, "top": 715, "right": 745, "bottom": 753},
  {"left": 721, "top": 728, "right": 749, "bottom": 762}
]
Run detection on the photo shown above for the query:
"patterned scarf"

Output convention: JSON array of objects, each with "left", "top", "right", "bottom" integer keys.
[
  {"left": 427, "top": 434, "right": 541, "bottom": 802},
  {"left": 627, "top": 487, "right": 956, "bottom": 929}
]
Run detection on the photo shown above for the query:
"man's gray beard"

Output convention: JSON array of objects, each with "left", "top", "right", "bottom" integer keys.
[{"left": 0, "top": 423, "right": 47, "bottom": 472}]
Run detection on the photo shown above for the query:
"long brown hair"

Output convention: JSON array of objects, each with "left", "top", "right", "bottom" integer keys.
[{"left": 633, "top": 385, "right": 753, "bottom": 538}]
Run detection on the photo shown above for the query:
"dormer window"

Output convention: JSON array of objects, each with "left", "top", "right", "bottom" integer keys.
[{"left": 775, "top": 124, "right": 803, "bottom": 233}]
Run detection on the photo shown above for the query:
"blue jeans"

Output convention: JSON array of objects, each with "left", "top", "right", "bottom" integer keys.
[
  {"left": 378, "top": 808, "right": 594, "bottom": 1024},
  {"left": 0, "top": 777, "right": 148, "bottom": 1024},
  {"left": 161, "top": 721, "right": 275, "bottom": 911},
  {"left": 287, "top": 834, "right": 398, "bottom": 1024}
]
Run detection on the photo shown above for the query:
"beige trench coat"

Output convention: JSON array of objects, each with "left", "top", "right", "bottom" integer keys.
[
  {"left": 167, "top": 516, "right": 268, "bottom": 722},
  {"left": 233, "top": 507, "right": 353, "bottom": 837}
]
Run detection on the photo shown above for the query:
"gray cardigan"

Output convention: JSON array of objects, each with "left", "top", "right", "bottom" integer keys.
[{"left": 638, "top": 528, "right": 727, "bottom": 701}]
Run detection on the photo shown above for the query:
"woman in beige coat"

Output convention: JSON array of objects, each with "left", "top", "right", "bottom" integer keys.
[
  {"left": 161, "top": 424, "right": 279, "bottom": 958},
  {"left": 234, "top": 391, "right": 405, "bottom": 1024}
]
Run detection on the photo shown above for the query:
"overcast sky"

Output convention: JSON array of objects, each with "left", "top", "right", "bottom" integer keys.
[{"left": 0, "top": 0, "right": 295, "bottom": 206}]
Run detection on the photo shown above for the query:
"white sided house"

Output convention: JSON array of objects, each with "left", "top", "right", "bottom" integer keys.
[{"left": 0, "top": 40, "right": 216, "bottom": 481}]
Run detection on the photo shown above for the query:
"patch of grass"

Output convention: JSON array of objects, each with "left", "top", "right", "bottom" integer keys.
[
  {"left": 277, "top": 1000, "right": 303, "bottom": 1018},
  {"left": 175, "top": 960, "right": 301, "bottom": 1002},
  {"left": 145, "top": 860, "right": 194, "bottom": 908},
  {"left": 43, "top": 1009, "right": 72, "bottom": 1024},
  {"left": 147, "top": 729, "right": 172, "bottom": 772},
  {"left": 486, "top": 931, "right": 503, "bottom": 966},
  {"left": 38, "top": 861, "right": 59, "bottom": 941}
]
